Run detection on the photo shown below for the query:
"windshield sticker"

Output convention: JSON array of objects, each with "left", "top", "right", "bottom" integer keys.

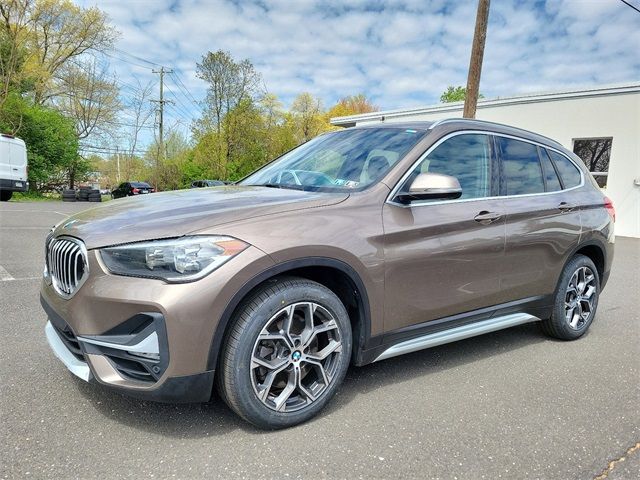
[{"left": 334, "top": 179, "right": 359, "bottom": 187}]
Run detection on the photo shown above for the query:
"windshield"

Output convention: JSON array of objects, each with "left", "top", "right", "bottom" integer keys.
[{"left": 240, "top": 127, "right": 426, "bottom": 191}]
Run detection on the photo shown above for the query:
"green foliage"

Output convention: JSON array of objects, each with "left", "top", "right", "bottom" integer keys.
[
  {"left": 440, "top": 85, "right": 484, "bottom": 103},
  {"left": 0, "top": 93, "right": 80, "bottom": 190}
]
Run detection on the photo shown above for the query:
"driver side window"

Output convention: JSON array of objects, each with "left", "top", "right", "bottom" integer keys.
[{"left": 406, "top": 133, "right": 491, "bottom": 200}]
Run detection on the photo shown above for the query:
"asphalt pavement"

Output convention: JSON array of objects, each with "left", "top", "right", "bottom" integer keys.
[{"left": 1, "top": 200, "right": 638, "bottom": 479}]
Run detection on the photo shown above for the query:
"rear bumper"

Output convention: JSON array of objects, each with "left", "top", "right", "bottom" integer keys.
[{"left": 0, "top": 178, "right": 28, "bottom": 192}]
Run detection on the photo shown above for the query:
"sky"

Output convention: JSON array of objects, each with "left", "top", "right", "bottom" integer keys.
[{"left": 78, "top": 0, "right": 640, "bottom": 143}]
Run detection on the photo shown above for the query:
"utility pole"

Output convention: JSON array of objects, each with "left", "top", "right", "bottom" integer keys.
[
  {"left": 463, "top": 0, "right": 490, "bottom": 119},
  {"left": 116, "top": 146, "right": 120, "bottom": 182},
  {"left": 151, "top": 66, "right": 173, "bottom": 166}
]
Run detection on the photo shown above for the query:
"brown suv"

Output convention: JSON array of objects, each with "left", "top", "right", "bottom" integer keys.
[{"left": 41, "top": 119, "right": 614, "bottom": 429}]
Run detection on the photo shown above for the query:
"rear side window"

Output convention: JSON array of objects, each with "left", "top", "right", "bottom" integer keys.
[
  {"left": 539, "top": 148, "right": 562, "bottom": 192},
  {"left": 499, "top": 137, "right": 545, "bottom": 195},
  {"left": 547, "top": 150, "right": 582, "bottom": 189}
]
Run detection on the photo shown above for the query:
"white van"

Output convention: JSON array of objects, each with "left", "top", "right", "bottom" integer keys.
[{"left": 0, "top": 134, "right": 28, "bottom": 201}]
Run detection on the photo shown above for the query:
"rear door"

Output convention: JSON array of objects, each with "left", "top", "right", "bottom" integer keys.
[
  {"left": 0, "top": 137, "right": 11, "bottom": 180},
  {"left": 497, "top": 135, "right": 582, "bottom": 303},
  {"left": 9, "top": 138, "right": 27, "bottom": 181},
  {"left": 382, "top": 132, "right": 506, "bottom": 333}
]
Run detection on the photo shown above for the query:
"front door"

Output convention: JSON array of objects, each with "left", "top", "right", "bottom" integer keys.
[{"left": 382, "top": 132, "right": 506, "bottom": 334}]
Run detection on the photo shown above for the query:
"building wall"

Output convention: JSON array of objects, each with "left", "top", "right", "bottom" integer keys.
[{"left": 355, "top": 92, "right": 640, "bottom": 237}]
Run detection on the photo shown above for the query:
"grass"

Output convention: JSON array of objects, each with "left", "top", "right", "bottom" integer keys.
[{"left": 11, "top": 191, "right": 61, "bottom": 202}]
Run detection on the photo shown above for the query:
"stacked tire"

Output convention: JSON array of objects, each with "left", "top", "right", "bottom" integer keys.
[
  {"left": 62, "top": 189, "right": 76, "bottom": 202},
  {"left": 88, "top": 189, "right": 101, "bottom": 202},
  {"left": 78, "top": 187, "right": 90, "bottom": 201}
]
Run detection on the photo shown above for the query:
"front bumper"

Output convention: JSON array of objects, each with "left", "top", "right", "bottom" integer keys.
[
  {"left": 42, "top": 297, "right": 215, "bottom": 403},
  {"left": 40, "top": 244, "right": 274, "bottom": 403},
  {"left": 45, "top": 320, "right": 215, "bottom": 402}
]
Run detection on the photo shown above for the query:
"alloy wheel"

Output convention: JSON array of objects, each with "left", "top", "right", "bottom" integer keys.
[
  {"left": 250, "top": 302, "right": 343, "bottom": 412},
  {"left": 564, "top": 266, "right": 597, "bottom": 330}
]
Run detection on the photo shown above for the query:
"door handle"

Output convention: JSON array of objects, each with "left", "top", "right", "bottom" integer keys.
[
  {"left": 557, "top": 202, "right": 576, "bottom": 212},
  {"left": 474, "top": 211, "right": 502, "bottom": 224}
]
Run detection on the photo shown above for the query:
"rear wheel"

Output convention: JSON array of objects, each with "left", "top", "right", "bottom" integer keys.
[
  {"left": 542, "top": 254, "right": 600, "bottom": 340},
  {"left": 218, "top": 276, "right": 352, "bottom": 429},
  {"left": 0, "top": 190, "right": 12, "bottom": 201}
]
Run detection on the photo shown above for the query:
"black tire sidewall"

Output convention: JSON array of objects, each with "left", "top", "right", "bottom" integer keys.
[
  {"left": 222, "top": 278, "right": 352, "bottom": 429},
  {"left": 550, "top": 255, "right": 600, "bottom": 340}
]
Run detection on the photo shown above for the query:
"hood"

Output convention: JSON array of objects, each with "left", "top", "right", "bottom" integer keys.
[{"left": 53, "top": 186, "right": 349, "bottom": 249}]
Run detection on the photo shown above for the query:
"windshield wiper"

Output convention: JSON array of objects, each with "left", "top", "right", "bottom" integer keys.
[{"left": 249, "top": 183, "right": 307, "bottom": 191}]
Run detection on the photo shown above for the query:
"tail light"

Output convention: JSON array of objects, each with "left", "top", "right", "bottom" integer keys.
[
  {"left": 604, "top": 196, "right": 615, "bottom": 222},
  {"left": 132, "top": 188, "right": 140, "bottom": 194}
]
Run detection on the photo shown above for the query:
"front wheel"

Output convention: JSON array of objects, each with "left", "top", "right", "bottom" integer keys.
[
  {"left": 218, "top": 276, "right": 352, "bottom": 429},
  {"left": 542, "top": 254, "right": 600, "bottom": 340},
  {"left": 0, "top": 190, "right": 13, "bottom": 201}
]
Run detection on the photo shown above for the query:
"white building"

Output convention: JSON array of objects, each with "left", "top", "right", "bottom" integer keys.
[{"left": 331, "top": 83, "right": 640, "bottom": 238}]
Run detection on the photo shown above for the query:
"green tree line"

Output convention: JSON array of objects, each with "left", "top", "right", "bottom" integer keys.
[{"left": 1, "top": 1, "right": 466, "bottom": 194}]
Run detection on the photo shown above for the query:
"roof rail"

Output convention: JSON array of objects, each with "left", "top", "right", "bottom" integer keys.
[{"left": 427, "top": 118, "right": 563, "bottom": 148}]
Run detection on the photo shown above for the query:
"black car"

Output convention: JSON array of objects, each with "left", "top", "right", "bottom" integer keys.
[
  {"left": 190, "top": 179, "right": 225, "bottom": 188},
  {"left": 111, "top": 182, "right": 155, "bottom": 199}
]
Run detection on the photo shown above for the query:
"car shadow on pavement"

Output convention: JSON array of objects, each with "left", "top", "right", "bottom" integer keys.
[{"left": 73, "top": 322, "right": 551, "bottom": 436}]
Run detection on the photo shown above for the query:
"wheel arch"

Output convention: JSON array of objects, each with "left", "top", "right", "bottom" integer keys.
[
  {"left": 206, "top": 257, "right": 372, "bottom": 372},
  {"left": 555, "top": 239, "right": 608, "bottom": 295},
  {"left": 573, "top": 241, "right": 606, "bottom": 281}
]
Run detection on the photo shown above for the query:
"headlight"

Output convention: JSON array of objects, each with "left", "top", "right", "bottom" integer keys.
[{"left": 99, "top": 236, "right": 249, "bottom": 282}]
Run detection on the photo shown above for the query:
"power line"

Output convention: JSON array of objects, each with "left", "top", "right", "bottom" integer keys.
[
  {"left": 168, "top": 71, "right": 202, "bottom": 110},
  {"left": 164, "top": 86, "right": 195, "bottom": 119},
  {"left": 113, "top": 47, "right": 165, "bottom": 68},
  {"left": 620, "top": 0, "right": 640, "bottom": 14}
]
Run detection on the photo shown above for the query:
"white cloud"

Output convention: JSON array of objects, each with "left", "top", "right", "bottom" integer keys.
[{"left": 79, "top": 0, "right": 640, "bottom": 140}]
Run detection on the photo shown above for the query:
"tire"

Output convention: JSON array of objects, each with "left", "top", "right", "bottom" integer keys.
[
  {"left": 218, "top": 276, "right": 352, "bottom": 429},
  {"left": 88, "top": 196, "right": 101, "bottom": 202},
  {"left": 0, "top": 190, "right": 13, "bottom": 201},
  {"left": 62, "top": 195, "right": 76, "bottom": 202},
  {"left": 541, "top": 254, "right": 600, "bottom": 340}
]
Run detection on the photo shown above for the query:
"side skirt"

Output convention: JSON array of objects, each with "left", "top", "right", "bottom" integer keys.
[{"left": 373, "top": 312, "right": 539, "bottom": 362}]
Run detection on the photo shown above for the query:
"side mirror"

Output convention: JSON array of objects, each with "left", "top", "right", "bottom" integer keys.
[{"left": 395, "top": 172, "right": 462, "bottom": 204}]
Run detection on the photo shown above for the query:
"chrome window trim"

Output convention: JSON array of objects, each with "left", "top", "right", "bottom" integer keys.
[
  {"left": 47, "top": 235, "right": 89, "bottom": 299},
  {"left": 386, "top": 130, "right": 585, "bottom": 208}
]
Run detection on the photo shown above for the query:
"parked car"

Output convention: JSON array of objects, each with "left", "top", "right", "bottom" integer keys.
[
  {"left": 0, "top": 133, "right": 28, "bottom": 201},
  {"left": 111, "top": 181, "right": 155, "bottom": 198},
  {"left": 41, "top": 119, "right": 614, "bottom": 429},
  {"left": 191, "top": 180, "right": 225, "bottom": 188}
]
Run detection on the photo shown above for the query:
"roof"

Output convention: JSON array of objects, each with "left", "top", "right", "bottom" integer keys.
[
  {"left": 350, "top": 118, "right": 565, "bottom": 150},
  {"left": 331, "top": 82, "right": 640, "bottom": 127}
]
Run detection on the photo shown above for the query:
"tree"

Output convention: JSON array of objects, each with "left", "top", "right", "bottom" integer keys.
[
  {"left": 10, "top": 100, "right": 80, "bottom": 190},
  {"left": 26, "top": 0, "right": 117, "bottom": 104},
  {"left": 259, "top": 93, "right": 297, "bottom": 159},
  {"left": 328, "top": 94, "right": 378, "bottom": 117},
  {"left": 573, "top": 138, "right": 612, "bottom": 172},
  {"left": 440, "top": 86, "right": 486, "bottom": 103},
  {"left": 291, "top": 92, "right": 324, "bottom": 142},
  {"left": 54, "top": 57, "right": 120, "bottom": 142},
  {"left": 194, "top": 50, "right": 263, "bottom": 178},
  {"left": 0, "top": 1, "right": 31, "bottom": 110},
  {"left": 195, "top": 50, "right": 262, "bottom": 133}
]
